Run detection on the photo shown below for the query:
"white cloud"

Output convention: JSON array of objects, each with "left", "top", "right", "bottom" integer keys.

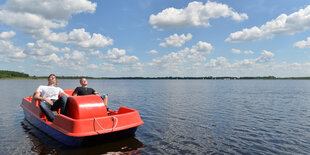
[
  {"left": 148, "top": 48, "right": 272, "bottom": 77},
  {"left": 33, "top": 64, "right": 54, "bottom": 69},
  {"left": 242, "top": 59, "right": 255, "bottom": 66},
  {"left": 29, "top": 49, "right": 89, "bottom": 71},
  {"left": 0, "top": 31, "right": 26, "bottom": 62},
  {"left": 87, "top": 63, "right": 117, "bottom": 72},
  {"left": 205, "top": 57, "right": 230, "bottom": 68},
  {"left": 45, "top": 32, "right": 68, "bottom": 43},
  {"left": 193, "top": 63, "right": 202, "bottom": 67},
  {"left": 0, "top": 31, "right": 16, "bottom": 39},
  {"left": 10, "top": 51, "right": 27, "bottom": 58},
  {"left": 0, "top": 40, "right": 26, "bottom": 61},
  {"left": 87, "top": 64, "right": 99, "bottom": 69},
  {"left": 271, "top": 62, "right": 310, "bottom": 77},
  {"left": 294, "top": 37, "right": 310, "bottom": 48},
  {"left": 88, "top": 49, "right": 107, "bottom": 60},
  {"left": 159, "top": 33, "right": 192, "bottom": 47},
  {"left": 98, "top": 63, "right": 116, "bottom": 72},
  {"left": 64, "top": 50, "right": 86, "bottom": 61},
  {"left": 62, "top": 50, "right": 88, "bottom": 70},
  {"left": 226, "top": 5, "right": 310, "bottom": 42},
  {"left": 255, "top": 50, "right": 274, "bottom": 63},
  {"left": 149, "top": 41, "right": 213, "bottom": 70},
  {"left": 104, "top": 48, "right": 139, "bottom": 64},
  {"left": 26, "top": 40, "right": 70, "bottom": 56},
  {"left": 32, "top": 53, "right": 62, "bottom": 63},
  {"left": 0, "top": 0, "right": 111, "bottom": 50},
  {"left": 232, "top": 49, "right": 254, "bottom": 55},
  {"left": 205, "top": 50, "right": 274, "bottom": 69},
  {"left": 149, "top": 1, "right": 247, "bottom": 29},
  {"left": 190, "top": 41, "right": 213, "bottom": 54},
  {"left": 117, "top": 62, "right": 144, "bottom": 73},
  {"left": 187, "top": 41, "right": 213, "bottom": 62},
  {"left": 23, "top": 28, "right": 114, "bottom": 50},
  {"left": 187, "top": 53, "right": 206, "bottom": 62},
  {"left": 0, "top": 10, "right": 67, "bottom": 37},
  {"left": 244, "top": 50, "right": 254, "bottom": 55},
  {"left": 67, "top": 28, "right": 113, "bottom": 49},
  {"left": 4, "top": 0, "right": 96, "bottom": 21},
  {"left": 89, "top": 49, "right": 101, "bottom": 55},
  {"left": 0, "top": 40, "right": 14, "bottom": 53},
  {"left": 149, "top": 48, "right": 188, "bottom": 68},
  {"left": 232, "top": 48, "right": 241, "bottom": 54},
  {"left": 201, "top": 50, "right": 277, "bottom": 76},
  {"left": 146, "top": 50, "right": 158, "bottom": 54},
  {"left": 233, "top": 50, "right": 274, "bottom": 67},
  {"left": 104, "top": 48, "right": 126, "bottom": 59},
  {"left": 27, "top": 28, "right": 113, "bottom": 50}
]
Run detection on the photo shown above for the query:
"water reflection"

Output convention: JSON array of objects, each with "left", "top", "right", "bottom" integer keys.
[
  {"left": 21, "top": 119, "right": 145, "bottom": 154},
  {"left": 3, "top": 79, "right": 310, "bottom": 154}
]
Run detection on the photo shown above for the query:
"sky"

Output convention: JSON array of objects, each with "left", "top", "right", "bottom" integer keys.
[{"left": 1, "top": 0, "right": 310, "bottom": 77}]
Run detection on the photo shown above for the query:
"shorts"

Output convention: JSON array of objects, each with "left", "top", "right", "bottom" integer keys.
[{"left": 100, "top": 94, "right": 106, "bottom": 100}]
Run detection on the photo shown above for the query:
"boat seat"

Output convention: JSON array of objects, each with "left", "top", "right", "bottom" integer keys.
[
  {"left": 63, "top": 89, "right": 75, "bottom": 96},
  {"left": 32, "top": 92, "right": 61, "bottom": 119},
  {"left": 66, "top": 95, "right": 108, "bottom": 119}
]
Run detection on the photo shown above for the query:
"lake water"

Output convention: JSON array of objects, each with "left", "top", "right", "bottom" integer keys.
[{"left": 0, "top": 79, "right": 310, "bottom": 154}]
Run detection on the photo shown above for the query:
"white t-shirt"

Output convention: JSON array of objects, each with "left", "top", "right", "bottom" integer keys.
[{"left": 36, "top": 85, "right": 64, "bottom": 100}]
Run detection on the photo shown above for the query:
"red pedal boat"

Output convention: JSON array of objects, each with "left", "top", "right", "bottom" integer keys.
[{"left": 20, "top": 89, "right": 144, "bottom": 146}]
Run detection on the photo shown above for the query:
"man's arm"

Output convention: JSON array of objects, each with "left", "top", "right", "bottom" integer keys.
[
  {"left": 34, "top": 92, "right": 53, "bottom": 105},
  {"left": 72, "top": 88, "right": 78, "bottom": 96},
  {"left": 94, "top": 91, "right": 100, "bottom": 95},
  {"left": 92, "top": 88, "right": 99, "bottom": 96},
  {"left": 62, "top": 92, "right": 69, "bottom": 97}
]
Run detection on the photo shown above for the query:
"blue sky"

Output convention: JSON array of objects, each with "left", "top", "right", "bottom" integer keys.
[{"left": 1, "top": 0, "right": 310, "bottom": 77}]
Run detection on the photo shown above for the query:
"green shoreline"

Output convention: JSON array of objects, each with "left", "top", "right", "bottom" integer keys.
[{"left": 1, "top": 70, "right": 310, "bottom": 80}]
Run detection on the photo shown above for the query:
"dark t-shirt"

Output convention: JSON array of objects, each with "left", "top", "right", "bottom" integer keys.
[{"left": 73, "top": 87, "right": 96, "bottom": 96}]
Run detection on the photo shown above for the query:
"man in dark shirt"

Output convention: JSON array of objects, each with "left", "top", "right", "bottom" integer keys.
[
  {"left": 73, "top": 86, "right": 97, "bottom": 96},
  {"left": 73, "top": 78, "right": 108, "bottom": 107}
]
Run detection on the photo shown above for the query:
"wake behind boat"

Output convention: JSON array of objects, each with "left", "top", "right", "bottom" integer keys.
[{"left": 20, "top": 89, "right": 144, "bottom": 146}]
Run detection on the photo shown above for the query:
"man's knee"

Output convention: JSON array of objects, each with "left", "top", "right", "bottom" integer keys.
[
  {"left": 59, "top": 95, "right": 68, "bottom": 103},
  {"left": 100, "top": 94, "right": 107, "bottom": 100},
  {"left": 40, "top": 101, "right": 50, "bottom": 110}
]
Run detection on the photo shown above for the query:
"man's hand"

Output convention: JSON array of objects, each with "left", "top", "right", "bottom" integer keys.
[
  {"left": 44, "top": 98, "right": 53, "bottom": 105},
  {"left": 34, "top": 92, "right": 53, "bottom": 105},
  {"left": 62, "top": 92, "right": 69, "bottom": 97}
]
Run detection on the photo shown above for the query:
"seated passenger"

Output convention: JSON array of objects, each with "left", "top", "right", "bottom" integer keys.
[
  {"left": 34, "top": 74, "right": 69, "bottom": 122},
  {"left": 73, "top": 78, "right": 108, "bottom": 107}
]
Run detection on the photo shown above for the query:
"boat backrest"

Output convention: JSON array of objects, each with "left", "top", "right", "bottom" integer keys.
[
  {"left": 64, "top": 89, "right": 75, "bottom": 96},
  {"left": 32, "top": 91, "right": 60, "bottom": 117},
  {"left": 66, "top": 95, "right": 108, "bottom": 119}
]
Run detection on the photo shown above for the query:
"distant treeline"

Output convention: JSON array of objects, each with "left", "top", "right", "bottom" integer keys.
[
  {"left": 1, "top": 70, "right": 310, "bottom": 79},
  {"left": 100, "top": 76, "right": 309, "bottom": 79},
  {"left": 0, "top": 70, "right": 30, "bottom": 78}
]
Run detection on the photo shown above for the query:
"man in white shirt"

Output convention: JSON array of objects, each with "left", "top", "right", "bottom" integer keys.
[{"left": 34, "top": 74, "right": 69, "bottom": 122}]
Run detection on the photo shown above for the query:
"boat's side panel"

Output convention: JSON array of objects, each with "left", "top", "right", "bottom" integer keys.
[
  {"left": 23, "top": 109, "right": 84, "bottom": 146},
  {"left": 21, "top": 97, "right": 41, "bottom": 117},
  {"left": 52, "top": 109, "right": 143, "bottom": 137}
]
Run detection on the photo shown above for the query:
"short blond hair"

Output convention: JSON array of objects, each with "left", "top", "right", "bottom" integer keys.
[{"left": 80, "top": 77, "right": 86, "bottom": 82}]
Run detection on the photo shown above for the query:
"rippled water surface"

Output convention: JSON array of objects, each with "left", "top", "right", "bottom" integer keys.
[{"left": 1, "top": 79, "right": 310, "bottom": 154}]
